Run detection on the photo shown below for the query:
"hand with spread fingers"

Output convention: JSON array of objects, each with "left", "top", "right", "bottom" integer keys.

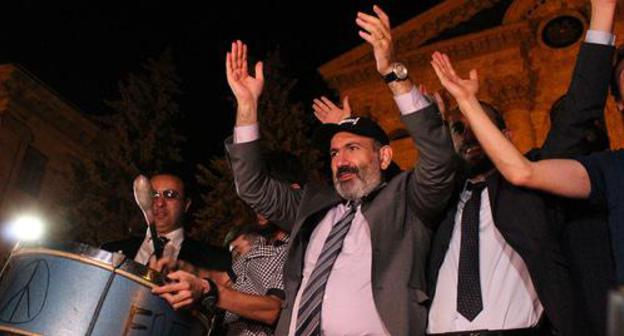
[
  {"left": 152, "top": 270, "right": 209, "bottom": 310},
  {"left": 225, "top": 40, "right": 264, "bottom": 125},
  {"left": 430, "top": 51, "right": 479, "bottom": 103},
  {"left": 312, "top": 96, "right": 351, "bottom": 124},
  {"left": 356, "top": 5, "right": 394, "bottom": 75}
]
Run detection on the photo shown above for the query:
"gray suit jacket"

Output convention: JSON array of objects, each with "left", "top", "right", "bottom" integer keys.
[{"left": 226, "top": 105, "right": 455, "bottom": 336}]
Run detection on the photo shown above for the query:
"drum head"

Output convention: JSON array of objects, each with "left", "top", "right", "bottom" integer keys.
[{"left": 0, "top": 241, "right": 212, "bottom": 336}]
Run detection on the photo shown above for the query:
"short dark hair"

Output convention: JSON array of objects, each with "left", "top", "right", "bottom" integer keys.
[
  {"left": 150, "top": 162, "right": 196, "bottom": 200},
  {"left": 447, "top": 101, "right": 506, "bottom": 130},
  {"left": 480, "top": 101, "right": 506, "bottom": 130},
  {"left": 612, "top": 45, "right": 624, "bottom": 102}
]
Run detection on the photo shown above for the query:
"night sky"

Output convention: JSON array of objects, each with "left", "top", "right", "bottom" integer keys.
[{"left": 0, "top": 0, "right": 440, "bottom": 163}]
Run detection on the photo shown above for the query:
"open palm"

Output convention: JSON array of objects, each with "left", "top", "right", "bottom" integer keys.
[
  {"left": 226, "top": 40, "right": 264, "bottom": 107},
  {"left": 431, "top": 51, "right": 479, "bottom": 101}
]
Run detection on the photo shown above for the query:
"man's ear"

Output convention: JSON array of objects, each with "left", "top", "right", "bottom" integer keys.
[
  {"left": 379, "top": 145, "right": 393, "bottom": 170},
  {"left": 184, "top": 199, "right": 192, "bottom": 213}
]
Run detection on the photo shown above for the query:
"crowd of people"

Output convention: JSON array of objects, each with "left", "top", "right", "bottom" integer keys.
[{"left": 102, "top": 0, "right": 624, "bottom": 335}]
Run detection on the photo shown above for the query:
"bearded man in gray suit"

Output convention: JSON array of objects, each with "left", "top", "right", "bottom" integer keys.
[{"left": 154, "top": 6, "right": 455, "bottom": 336}]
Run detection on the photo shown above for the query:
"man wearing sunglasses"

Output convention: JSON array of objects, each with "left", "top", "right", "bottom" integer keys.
[{"left": 101, "top": 173, "right": 231, "bottom": 271}]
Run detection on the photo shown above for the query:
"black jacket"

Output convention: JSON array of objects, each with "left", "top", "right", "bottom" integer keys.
[{"left": 101, "top": 235, "right": 231, "bottom": 271}]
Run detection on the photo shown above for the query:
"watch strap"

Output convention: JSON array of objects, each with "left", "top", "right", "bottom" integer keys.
[
  {"left": 383, "top": 72, "right": 399, "bottom": 83},
  {"left": 199, "top": 278, "right": 219, "bottom": 313}
]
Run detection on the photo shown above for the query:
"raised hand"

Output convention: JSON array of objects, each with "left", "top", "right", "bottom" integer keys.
[
  {"left": 312, "top": 96, "right": 351, "bottom": 124},
  {"left": 226, "top": 40, "right": 264, "bottom": 112},
  {"left": 356, "top": 5, "right": 394, "bottom": 75},
  {"left": 430, "top": 51, "right": 479, "bottom": 102}
]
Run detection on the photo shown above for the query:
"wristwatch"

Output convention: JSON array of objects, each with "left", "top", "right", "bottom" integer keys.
[
  {"left": 383, "top": 62, "right": 408, "bottom": 83},
  {"left": 199, "top": 278, "right": 219, "bottom": 313}
]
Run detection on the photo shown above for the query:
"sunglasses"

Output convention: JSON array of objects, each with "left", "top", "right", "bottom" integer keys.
[{"left": 152, "top": 189, "right": 183, "bottom": 201}]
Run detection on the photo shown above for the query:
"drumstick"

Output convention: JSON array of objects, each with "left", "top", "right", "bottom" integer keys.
[{"left": 133, "top": 175, "right": 165, "bottom": 259}]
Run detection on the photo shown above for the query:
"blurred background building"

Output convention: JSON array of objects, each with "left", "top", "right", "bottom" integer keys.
[{"left": 320, "top": 0, "right": 624, "bottom": 168}]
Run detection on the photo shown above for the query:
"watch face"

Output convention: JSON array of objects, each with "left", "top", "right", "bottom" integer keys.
[{"left": 393, "top": 63, "right": 408, "bottom": 80}]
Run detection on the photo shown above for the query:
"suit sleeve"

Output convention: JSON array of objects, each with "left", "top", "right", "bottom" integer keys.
[
  {"left": 404, "top": 104, "right": 457, "bottom": 228},
  {"left": 540, "top": 42, "right": 615, "bottom": 157},
  {"left": 225, "top": 137, "right": 302, "bottom": 232}
]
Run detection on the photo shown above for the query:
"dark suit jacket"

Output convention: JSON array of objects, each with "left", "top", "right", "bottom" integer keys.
[
  {"left": 428, "top": 42, "right": 615, "bottom": 336},
  {"left": 227, "top": 107, "right": 456, "bottom": 336},
  {"left": 101, "top": 235, "right": 231, "bottom": 271}
]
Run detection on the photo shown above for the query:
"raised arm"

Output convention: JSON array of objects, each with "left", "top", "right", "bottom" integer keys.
[
  {"left": 357, "top": 5, "right": 456, "bottom": 224},
  {"left": 540, "top": 0, "right": 616, "bottom": 157},
  {"left": 356, "top": 5, "right": 413, "bottom": 95},
  {"left": 225, "top": 41, "right": 301, "bottom": 231},
  {"left": 431, "top": 52, "right": 591, "bottom": 199}
]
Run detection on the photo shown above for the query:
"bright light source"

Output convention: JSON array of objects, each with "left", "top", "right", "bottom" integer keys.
[{"left": 7, "top": 215, "right": 45, "bottom": 241}]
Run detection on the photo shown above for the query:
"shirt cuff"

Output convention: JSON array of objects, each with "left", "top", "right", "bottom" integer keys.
[
  {"left": 586, "top": 30, "right": 616, "bottom": 46},
  {"left": 234, "top": 124, "right": 260, "bottom": 144},
  {"left": 393, "top": 86, "right": 432, "bottom": 115}
]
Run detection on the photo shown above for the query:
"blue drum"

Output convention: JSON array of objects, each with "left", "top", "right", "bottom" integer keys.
[{"left": 0, "top": 242, "right": 212, "bottom": 335}]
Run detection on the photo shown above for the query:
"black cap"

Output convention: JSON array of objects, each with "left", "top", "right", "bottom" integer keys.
[{"left": 313, "top": 116, "right": 390, "bottom": 149}]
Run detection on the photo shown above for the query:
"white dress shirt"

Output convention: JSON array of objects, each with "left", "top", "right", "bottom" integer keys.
[
  {"left": 287, "top": 203, "right": 389, "bottom": 336},
  {"left": 427, "top": 184, "right": 543, "bottom": 333},
  {"left": 134, "top": 227, "right": 184, "bottom": 264}
]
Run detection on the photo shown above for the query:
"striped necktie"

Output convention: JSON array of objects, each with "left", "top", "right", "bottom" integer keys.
[{"left": 295, "top": 200, "right": 361, "bottom": 336}]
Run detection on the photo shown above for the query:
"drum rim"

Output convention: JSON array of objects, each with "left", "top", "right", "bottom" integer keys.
[{"left": 14, "top": 241, "right": 167, "bottom": 286}]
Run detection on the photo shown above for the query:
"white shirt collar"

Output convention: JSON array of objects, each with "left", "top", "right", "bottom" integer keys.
[{"left": 145, "top": 226, "right": 184, "bottom": 248}]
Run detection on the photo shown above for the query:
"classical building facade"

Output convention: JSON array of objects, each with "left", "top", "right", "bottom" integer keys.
[
  {"left": 0, "top": 64, "right": 99, "bottom": 240},
  {"left": 320, "top": 0, "right": 624, "bottom": 168}
]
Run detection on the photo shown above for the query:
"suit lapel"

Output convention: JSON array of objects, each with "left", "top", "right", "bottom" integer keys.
[
  {"left": 485, "top": 172, "right": 501, "bottom": 216},
  {"left": 291, "top": 185, "right": 341, "bottom": 239},
  {"left": 285, "top": 185, "right": 341, "bottom": 285}
]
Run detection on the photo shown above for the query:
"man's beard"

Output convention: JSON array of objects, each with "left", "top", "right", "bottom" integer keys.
[
  {"left": 459, "top": 152, "right": 494, "bottom": 178},
  {"left": 333, "top": 161, "right": 383, "bottom": 201}
]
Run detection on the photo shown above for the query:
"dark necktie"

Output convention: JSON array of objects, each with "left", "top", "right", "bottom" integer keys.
[
  {"left": 457, "top": 182, "right": 486, "bottom": 321},
  {"left": 152, "top": 235, "right": 170, "bottom": 261},
  {"left": 295, "top": 200, "right": 361, "bottom": 336}
]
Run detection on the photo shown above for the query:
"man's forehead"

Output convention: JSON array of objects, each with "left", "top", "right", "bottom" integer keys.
[{"left": 151, "top": 174, "right": 184, "bottom": 190}]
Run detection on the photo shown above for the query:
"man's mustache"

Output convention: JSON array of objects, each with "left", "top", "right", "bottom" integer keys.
[
  {"left": 336, "top": 165, "right": 359, "bottom": 178},
  {"left": 460, "top": 142, "right": 480, "bottom": 155}
]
